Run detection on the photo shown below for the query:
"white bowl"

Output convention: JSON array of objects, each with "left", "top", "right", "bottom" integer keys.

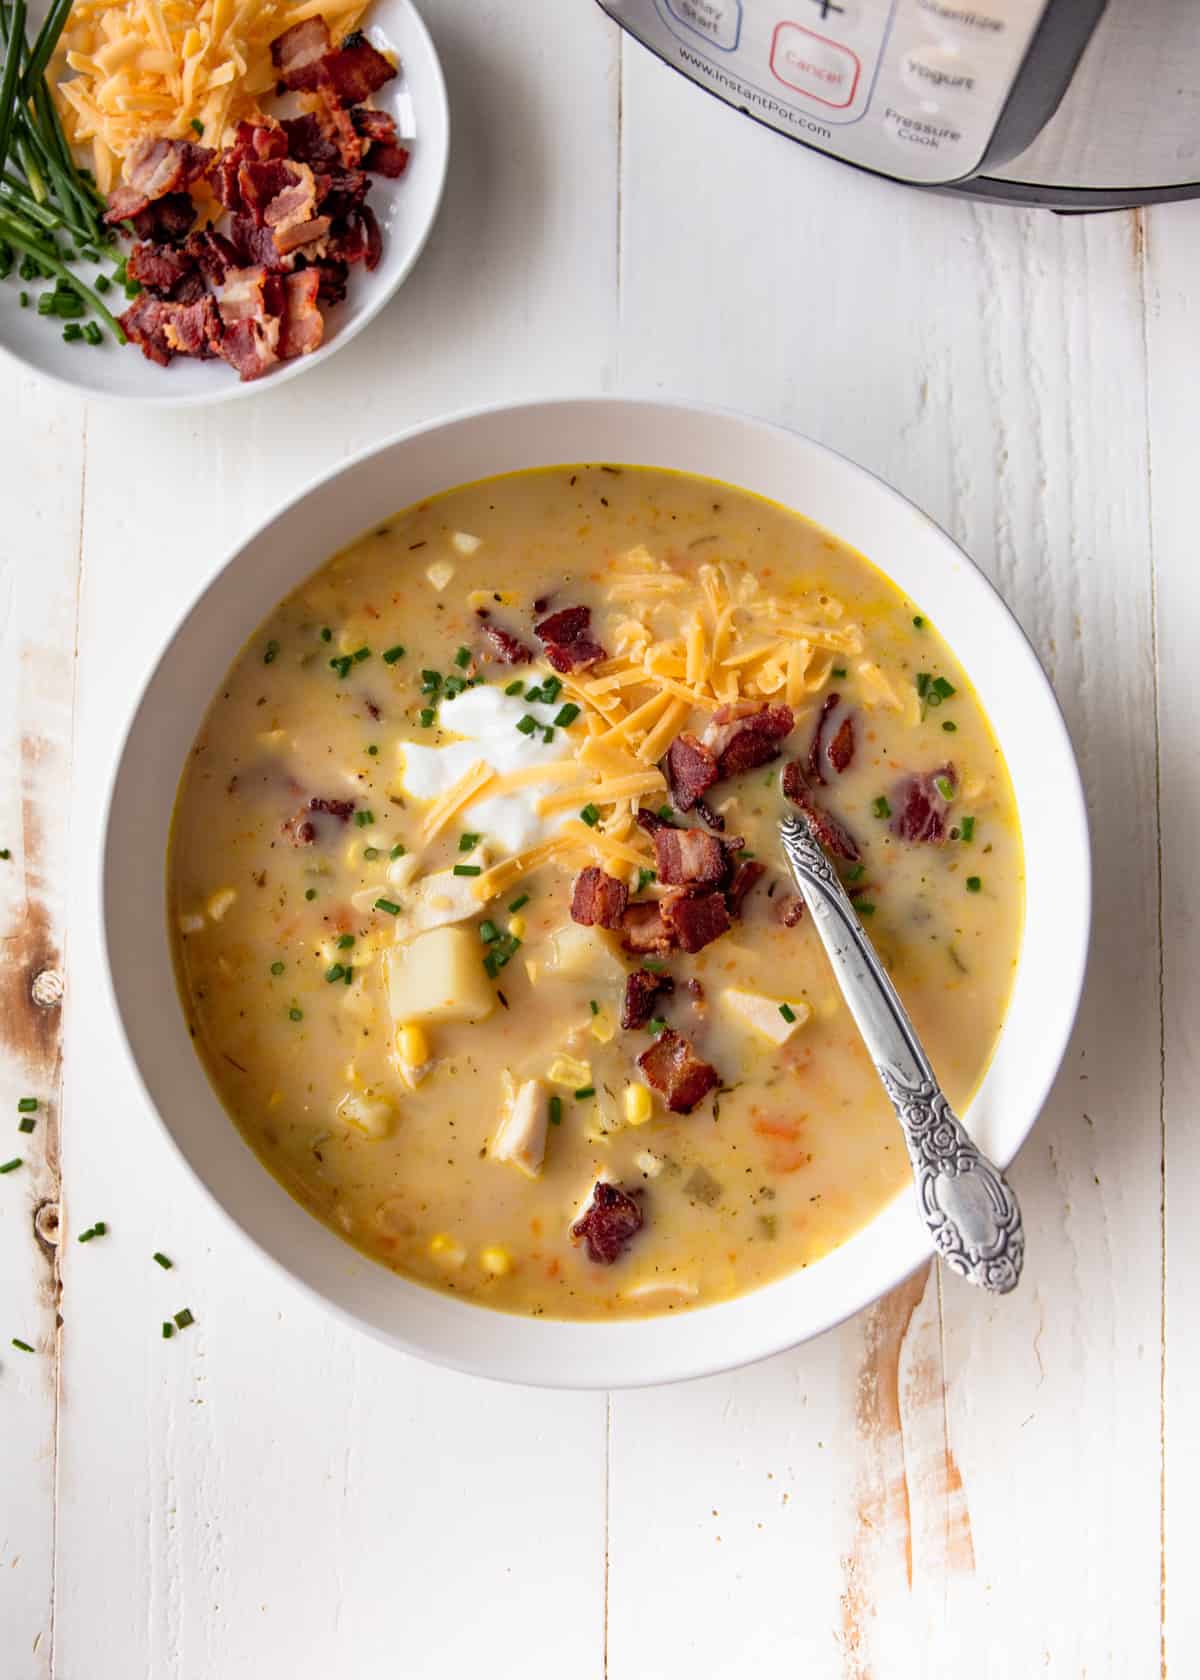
[
  {"left": 0, "top": 0, "right": 448, "bottom": 405},
  {"left": 102, "top": 397, "right": 1091, "bottom": 1387}
]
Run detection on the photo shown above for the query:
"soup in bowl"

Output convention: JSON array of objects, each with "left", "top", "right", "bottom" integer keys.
[{"left": 103, "top": 399, "right": 1089, "bottom": 1385}]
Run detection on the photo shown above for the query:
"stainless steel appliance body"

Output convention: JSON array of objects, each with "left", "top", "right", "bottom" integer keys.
[{"left": 597, "top": 0, "right": 1200, "bottom": 208}]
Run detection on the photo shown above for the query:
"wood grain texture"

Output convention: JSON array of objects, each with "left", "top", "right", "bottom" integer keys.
[
  {"left": 0, "top": 2, "right": 1187, "bottom": 1673},
  {"left": 0, "top": 368, "right": 85, "bottom": 1676}
]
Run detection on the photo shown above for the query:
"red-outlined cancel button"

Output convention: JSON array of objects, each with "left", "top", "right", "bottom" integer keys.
[{"left": 769, "top": 22, "right": 861, "bottom": 108}]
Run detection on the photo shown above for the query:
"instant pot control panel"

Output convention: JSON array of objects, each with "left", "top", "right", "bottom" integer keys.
[{"left": 600, "top": 0, "right": 1054, "bottom": 185}]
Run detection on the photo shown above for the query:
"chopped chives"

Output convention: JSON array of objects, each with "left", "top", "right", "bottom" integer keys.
[
  {"left": 420, "top": 670, "right": 441, "bottom": 693},
  {"left": 190, "top": 118, "right": 205, "bottom": 135},
  {"left": 459, "top": 832, "right": 481, "bottom": 852},
  {"left": 305, "top": 888, "right": 317, "bottom": 901},
  {"left": 93, "top": 274, "right": 109, "bottom": 293},
  {"left": 832, "top": 666, "right": 847, "bottom": 679},
  {"left": 0, "top": 849, "right": 9, "bottom": 859},
  {"left": 483, "top": 952, "right": 499, "bottom": 978},
  {"left": 419, "top": 708, "right": 435, "bottom": 728},
  {"left": 374, "top": 898, "right": 401, "bottom": 915},
  {"left": 960, "top": 816, "right": 975, "bottom": 842},
  {"left": 657, "top": 805, "right": 675, "bottom": 823},
  {"left": 320, "top": 627, "right": 332, "bottom": 642},
  {"left": 263, "top": 639, "right": 280, "bottom": 664},
  {"left": 933, "top": 776, "right": 955, "bottom": 802},
  {"left": 779, "top": 1003, "right": 797, "bottom": 1023},
  {"left": 856, "top": 902, "right": 877, "bottom": 915},
  {"left": 553, "top": 702, "right": 581, "bottom": 727},
  {"left": 336, "top": 933, "right": 355, "bottom": 949},
  {"left": 366, "top": 745, "right": 379, "bottom": 756},
  {"left": 642, "top": 958, "right": 666, "bottom": 973},
  {"left": 173, "top": 1309, "right": 194, "bottom": 1330},
  {"left": 330, "top": 655, "right": 352, "bottom": 680},
  {"left": 78, "top": 1227, "right": 95, "bottom": 1242},
  {"left": 83, "top": 322, "right": 102, "bottom": 346},
  {"left": 288, "top": 1007, "right": 303, "bottom": 1021},
  {"left": 504, "top": 680, "right": 524, "bottom": 697},
  {"left": 637, "top": 868, "right": 656, "bottom": 892},
  {"left": 579, "top": 803, "right": 600, "bottom": 827},
  {"left": 453, "top": 864, "right": 481, "bottom": 877},
  {"left": 589, "top": 999, "right": 599, "bottom": 1015},
  {"left": 18, "top": 1116, "right": 35, "bottom": 1134},
  {"left": 162, "top": 1321, "right": 174, "bottom": 1339},
  {"left": 872, "top": 796, "right": 891, "bottom": 819},
  {"left": 343, "top": 967, "right": 353, "bottom": 985},
  {"left": 966, "top": 876, "right": 982, "bottom": 893},
  {"left": 574, "top": 1086, "right": 595, "bottom": 1100},
  {"left": 0, "top": 1158, "right": 22, "bottom": 1174},
  {"left": 11, "top": 1338, "right": 33, "bottom": 1352},
  {"left": 61, "top": 322, "right": 82, "bottom": 342},
  {"left": 843, "top": 863, "right": 866, "bottom": 882},
  {"left": 153, "top": 1252, "right": 173, "bottom": 1270},
  {"left": 542, "top": 727, "right": 555, "bottom": 744},
  {"left": 479, "top": 920, "right": 500, "bottom": 944},
  {"left": 507, "top": 893, "right": 530, "bottom": 912},
  {"left": 363, "top": 846, "right": 379, "bottom": 860},
  {"left": 548, "top": 1095, "right": 563, "bottom": 1126},
  {"left": 443, "top": 675, "right": 466, "bottom": 699},
  {"left": 355, "top": 810, "right": 374, "bottom": 827},
  {"left": 915, "top": 672, "right": 931, "bottom": 698},
  {"left": 515, "top": 714, "right": 538, "bottom": 736},
  {"left": 541, "top": 676, "right": 562, "bottom": 702},
  {"left": 390, "top": 843, "right": 407, "bottom": 860},
  {"left": 382, "top": 644, "right": 405, "bottom": 663},
  {"left": 737, "top": 850, "right": 755, "bottom": 861},
  {"left": 17, "top": 1098, "right": 38, "bottom": 1113},
  {"left": 454, "top": 646, "right": 471, "bottom": 668},
  {"left": 647, "top": 1018, "right": 667, "bottom": 1036},
  {"left": 913, "top": 615, "right": 926, "bottom": 629},
  {"left": 352, "top": 647, "right": 370, "bottom": 663},
  {"left": 942, "top": 720, "right": 957, "bottom": 733},
  {"left": 931, "top": 676, "right": 956, "bottom": 700}
]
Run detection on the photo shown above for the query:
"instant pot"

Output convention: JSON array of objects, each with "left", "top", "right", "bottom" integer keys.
[{"left": 597, "top": 0, "right": 1200, "bottom": 209}]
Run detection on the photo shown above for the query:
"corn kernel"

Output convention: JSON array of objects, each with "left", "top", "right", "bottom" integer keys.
[
  {"left": 396, "top": 1023, "right": 430, "bottom": 1068},
  {"left": 589, "top": 1009, "right": 615, "bottom": 1044},
  {"left": 623, "top": 1083, "right": 654, "bottom": 1127},
  {"left": 508, "top": 914, "right": 527, "bottom": 940},
  {"left": 338, "top": 622, "right": 367, "bottom": 654},
  {"left": 206, "top": 887, "right": 237, "bottom": 922},
  {"left": 267, "top": 1090, "right": 282, "bottom": 1110},
  {"left": 343, "top": 839, "right": 361, "bottom": 868},
  {"left": 429, "top": 1232, "right": 466, "bottom": 1267},
  {"left": 548, "top": 1054, "right": 592, "bottom": 1088},
  {"left": 479, "top": 1244, "right": 512, "bottom": 1276}
]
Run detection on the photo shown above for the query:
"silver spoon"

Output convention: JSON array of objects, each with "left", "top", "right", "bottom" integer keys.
[{"left": 779, "top": 812, "right": 1024, "bottom": 1294}]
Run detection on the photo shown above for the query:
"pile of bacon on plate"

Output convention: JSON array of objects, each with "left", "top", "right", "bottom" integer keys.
[{"left": 106, "top": 19, "right": 408, "bottom": 381}]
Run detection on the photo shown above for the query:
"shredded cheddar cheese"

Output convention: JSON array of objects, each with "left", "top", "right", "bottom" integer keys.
[
  {"left": 421, "top": 760, "right": 494, "bottom": 842},
  {"left": 53, "top": 0, "right": 372, "bottom": 192}
]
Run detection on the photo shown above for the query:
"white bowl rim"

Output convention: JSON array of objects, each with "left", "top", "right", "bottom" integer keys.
[
  {"left": 0, "top": 0, "right": 449, "bottom": 409},
  {"left": 100, "top": 394, "right": 1092, "bottom": 1387}
]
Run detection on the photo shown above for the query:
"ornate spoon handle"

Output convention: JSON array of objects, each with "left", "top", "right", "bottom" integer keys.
[{"left": 779, "top": 814, "right": 1024, "bottom": 1294}]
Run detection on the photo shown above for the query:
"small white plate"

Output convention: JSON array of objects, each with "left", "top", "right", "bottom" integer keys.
[{"left": 0, "top": 0, "right": 449, "bottom": 404}]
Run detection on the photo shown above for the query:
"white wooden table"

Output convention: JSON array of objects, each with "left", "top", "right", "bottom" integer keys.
[{"left": 2, "top": 3, "right": 1194, "bottom": 1673}]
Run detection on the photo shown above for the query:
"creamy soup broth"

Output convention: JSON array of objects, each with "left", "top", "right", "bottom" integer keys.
[{"left": 168, "top": 465, "right": 1023, "bottom": 1319}]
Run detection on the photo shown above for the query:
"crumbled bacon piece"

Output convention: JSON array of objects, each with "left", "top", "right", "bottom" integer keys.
[
  {"left": 693, "top": 797, "right": 725, "bottom": 832},
  {"left": 782, "top": 762, "right": 861, "bottom": 862},
  {"left": 702, "top": 702, "right": 794, "bottom": 777},
  {"left": 309, "top": 259, "right": 350, "bottom": 305},
  {"left": 534, "top": 605, "right": 606, "bottom": 673},
  {"left": 281, "top": 113, "right": 342, "bottom": 171},
  {"left": 651, "top": 825, "right": 730, "bottom": 889},
  {"left": 661, "top": 889, "right": 730, "bottom": 953},
  {"left": 621, "top": 969, "right": 674, "bottom": 1031},
  {"left": 620, "top": 901, "right": 675, "bottom": 956},
  {"left": 119, "top": 293, "right": 220, "bottom": 365},
  {"left": 228, "top": 214, "right": 288, "bottom": 272},
  {"left": 352, "top": 108, "right": 397, "bottom": 145},
  {"left": 481, "top": 623, "right": 533, "bottom": 665},
  {"left": 184, "top": 229, "right": 240, "bottom": 287},
  {"left": 329, "top": 203, "right": 381, "bottom": 268},
  {"left": 126, "top": 240, "right": 196, "bottom": 295},
  {"left": 891, "top": 766, "right": 956, "bottom": 844},
  {"left": 663, "top": 732, "right": 718, "bottom": 814},
  {"left": 365, "top": 140, "right": 409, "bottom": 177},
  {"left": 571, "top": 1182, "right": 644, "bottom": 1265},
  {"left": 775, "top": 894, "right": 806, "bottom": 927},
  {"left": 309, "top": 797, "right": 355, "bottom": 821},
  {"left": 570, "top": 866, "right": 628, "bottom": 930},
  {"left": 806, "top": 693, "right": 856, "bottom": 783},
  {"left": 322, "top": 30, "right": 398, "bottom": 105},
  {"left": 127, "top": 192, "right": 195, "bottom": 243},
  {"left": 279, "top": 269, "right": 324, "bottom": 360},
  {"left": 726, "top": 859, "right": 766, "bottom": 916},
  {"left": 271, "top": 16, "right": 335, "bottom": 90},
  {"left": 637, "top": 1029, "right": 719, "bottom": 1114},
  {"left": 104, "top": 137, "right": 213, "bottom": 222}
]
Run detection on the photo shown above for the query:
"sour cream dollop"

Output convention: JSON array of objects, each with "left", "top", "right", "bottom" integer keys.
[{"left": 397, "top": 684, "right": 575, "bottom": 854}]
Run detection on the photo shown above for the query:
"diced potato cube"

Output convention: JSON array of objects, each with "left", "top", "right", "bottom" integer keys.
[
  {"left": 623, "top": 1278, "right": 699, "bottom": 1302},
  {"left": 177, "top": 912, "right": 205, "bottom": 935},
  {"left": 490, "top": 1076, "right": 550, "bottom": 1178},
  {"left": 633, "top": 1149, "right": 664, "bottom": 1178},
  {"left": 479, "top": 1245, "right": 511, "bottom": 1275},
  {"left": 589, "top": 1007, "right": 615, "bottom": 1043},
  {"left": 386, "top": 853, "right": 489, "bottom": 938},
  {"left": 721, "top": 988, "right": 811, "bottom": 1045},
  {"left": 429, "top": 1232, "right": 466, "bottom": 1267},
  {"left": 384, "top": 926, "right": 495, "bottom": 1025},
  {"left": 451, "top": 531, "right": 482, "bottom": 555},
  {"left": 335, "top": 1089, "right": 394, "bottom": 1139},
  {"left": 546, "top": 922, "right": 627, "bottom": 984},
  {"left": 425, "top": 560, "right": 455, "bottom": 591},
  {"left": 206, "top": 887, "right": 237, "bottom": 922}
]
